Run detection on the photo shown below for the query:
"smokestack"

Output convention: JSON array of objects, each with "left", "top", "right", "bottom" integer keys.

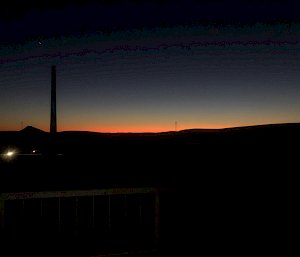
[{"left": 50, "top": 65, "right": 57, "bottom": 133}]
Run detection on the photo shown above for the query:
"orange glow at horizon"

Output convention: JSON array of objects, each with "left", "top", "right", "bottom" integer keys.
[
  {"left": 1, "top": 119, "right": 296, "bottom": 133},
  {"left": 57, "top": 122, "right": 254, "bottom": 133},
  {"left": 0, "top": 122, "right": 231, "bottom": 132}
]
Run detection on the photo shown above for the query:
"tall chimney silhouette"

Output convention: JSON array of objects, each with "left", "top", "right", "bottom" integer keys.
[{"left": 50, "top": 65, "right": 57, "bottom": 133}]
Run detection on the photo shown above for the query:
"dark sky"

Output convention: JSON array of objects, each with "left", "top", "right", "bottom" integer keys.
[
  {"left": 1, "top": 0, "right": 299, "bottom": 44},
  {"left": 1, "top": 0, "right": 300, "bottom": 132}
]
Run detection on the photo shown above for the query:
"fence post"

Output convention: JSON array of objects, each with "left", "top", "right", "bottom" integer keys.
[
  {"left": 92, "top": 195, "right": 95, "bottom": 229},
  {"left": 75, "top": 197, "right": 78, "bottom": 234},
  {"left": 40, "top": 199, "right": 43, "bottom": 217},
  {"left": 58, "top": 197, "right": 61, "bottom": 233},
  {"left": 0, "top": 196, "right": 4, "bottom": 231},
  {"left": 108, "top": 195, "right": 111, "bottom": 233},
  {"left": 154, "top": 190, "right": 160, "bottom": 246}
]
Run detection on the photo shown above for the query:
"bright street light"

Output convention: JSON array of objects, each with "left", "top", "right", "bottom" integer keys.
[{"left": 6, "top": 151, "right": 15, "bottom": 157}]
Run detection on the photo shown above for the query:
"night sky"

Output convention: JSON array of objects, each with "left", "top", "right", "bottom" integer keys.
[{"left": 1, "top": 0, "right": 300, "bottom": 132}]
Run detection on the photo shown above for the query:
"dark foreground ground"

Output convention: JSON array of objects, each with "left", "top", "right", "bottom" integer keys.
[{"left": 0, "top": 123, "right": 298, "bottom": 256}]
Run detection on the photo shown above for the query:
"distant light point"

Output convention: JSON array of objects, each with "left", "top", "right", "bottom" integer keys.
[
  {"left": 6, "top": 151, "right": 15, "bottom": 157},
  {"left": 1, "top": 149, "right": 17, "bottom": 161}
]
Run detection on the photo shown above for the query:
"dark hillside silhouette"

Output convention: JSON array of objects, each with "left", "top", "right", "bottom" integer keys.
[
  {"left": 1, "top": 122, "right": 299, "bottom": 190},
  {"left": 0, "top": 123, "right": 298, "bottom": 256},
  {"left": 20, "top": 125, "right": 46, "bottom": 134}
]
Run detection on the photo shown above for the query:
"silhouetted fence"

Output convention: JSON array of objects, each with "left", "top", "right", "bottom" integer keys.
[{"left": 0, "top": 187, "right": 161, "bottom": 256}]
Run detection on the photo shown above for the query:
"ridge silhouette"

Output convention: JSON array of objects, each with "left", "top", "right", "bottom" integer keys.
[{"left": 0, "top": 122, "right": 297, "bottom": 256}]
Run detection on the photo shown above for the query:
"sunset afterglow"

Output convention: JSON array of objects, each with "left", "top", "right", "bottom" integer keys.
[{"left": 1, "top": 2, "right": 300, "bottom": 133}]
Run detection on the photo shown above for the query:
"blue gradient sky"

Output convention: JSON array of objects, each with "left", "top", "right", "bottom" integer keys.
[{"left": 1, "top": 2, "right": 300, "bottom": 132}]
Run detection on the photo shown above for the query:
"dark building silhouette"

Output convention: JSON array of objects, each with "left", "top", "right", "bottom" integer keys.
[{"left": 50, "top": 65, "right": 57, "bottom": 133}]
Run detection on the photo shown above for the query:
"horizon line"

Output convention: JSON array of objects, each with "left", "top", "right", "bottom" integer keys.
[{"left": 1, "top": 121, "right": 299, "bottom": 134}]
